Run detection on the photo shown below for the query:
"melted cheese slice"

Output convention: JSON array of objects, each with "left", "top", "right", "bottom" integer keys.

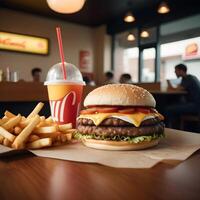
[{"left": 78, "top": 112, "right": 164, "bottom": 127}]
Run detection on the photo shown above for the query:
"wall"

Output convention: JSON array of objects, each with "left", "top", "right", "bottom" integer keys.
[
  {"left": 93, "top": 25, "right": 112, "bottom": 85},
  {"left": 161, "top": 14, "right": 200, "bottom": 36},
  {"left": 0, "top": 8, "right": 95, "bottom": 81}
]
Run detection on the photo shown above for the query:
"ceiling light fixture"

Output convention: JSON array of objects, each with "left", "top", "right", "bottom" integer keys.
[
  {"left": 157, "top": 1, "right": 170, "bottom": 14},
  {"left": 124, "top": 11, "right": 135, "bottom": 23},
  {"left": 140, "top": 31, "right": 149, "bottom": 38},
  {"left": 47, "top": 0, "right": 86, "bottom": 14},
  {"left": 127, "top": 32, "right": 135, "bottom": 41}
]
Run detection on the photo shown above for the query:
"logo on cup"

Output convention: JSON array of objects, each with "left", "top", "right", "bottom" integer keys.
[{"left": 50, "top": 91, "right": 76, "bottom": 122}]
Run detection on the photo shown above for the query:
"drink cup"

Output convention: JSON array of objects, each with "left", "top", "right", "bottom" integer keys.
[{"left": 45, "top": 62, "right": 85, "bottom": 127}]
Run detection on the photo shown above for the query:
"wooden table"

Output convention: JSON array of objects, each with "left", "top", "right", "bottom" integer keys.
[{"left": 0, "top": 150, "right": 200, "bottom": 200}]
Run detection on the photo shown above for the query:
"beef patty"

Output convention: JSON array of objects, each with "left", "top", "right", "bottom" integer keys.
[
  {"left": 77, "top": 118, "right": 164, "bottom": 137},
  {"left": 77, "top": 117, "right": 161, "bottom": 127}
]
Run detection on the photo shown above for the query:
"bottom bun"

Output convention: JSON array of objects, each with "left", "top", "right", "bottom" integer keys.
[{"left": 82, "top": 138, "right": 160, "bottom": 151}]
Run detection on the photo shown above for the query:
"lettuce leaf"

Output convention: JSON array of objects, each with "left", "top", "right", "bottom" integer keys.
[{"left": 74, "top": 132, "right": 165, "bottom": 144}]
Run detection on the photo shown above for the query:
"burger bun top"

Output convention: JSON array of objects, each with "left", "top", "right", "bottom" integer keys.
[{"left": 84, "top": 84, "right": 156, "bottom": 108}]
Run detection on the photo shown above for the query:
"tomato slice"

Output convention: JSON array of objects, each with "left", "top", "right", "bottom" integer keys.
[
  {"left": 136, "top": 108, "right": 150, "bottom": 114},
  {"left": 118, "top": 108, "right": 136, "bottom": 114},
  {"left": 96, "top": 107, "right": 118, "bottom": 113},
  {"left": 80, "top": 108, "right": 97, "bottom": 114}
]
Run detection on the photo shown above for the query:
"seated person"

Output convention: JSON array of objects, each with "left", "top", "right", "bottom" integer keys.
[
  {"left": 83, "top": 76, "right": 91, "bottom": 85},
  {"left": 83, "top": 76, "right": 95, "bottom": 86},
  {"left": 31, "top": 68, "right": 42, "bottom": 82},
  {"left": 119, "top": 73, "right": 133, "bottom": 84},
  {"left": 104, "top": 71, "right": 116, "bottom": 84},
  {"left": 165, "top": 63, "right": 200, "bottom": 128}
]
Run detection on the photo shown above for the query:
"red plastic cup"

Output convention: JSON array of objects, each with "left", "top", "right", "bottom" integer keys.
[{"left": 45, "top": 62, "right": 85, "bottom": 127}]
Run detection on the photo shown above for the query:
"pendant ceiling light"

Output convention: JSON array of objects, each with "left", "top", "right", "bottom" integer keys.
[
  {"left": 140, "top": 31, "right": 149, "bottom": 38},
  {"left": 124, "top": 1, "right": 135, "bottom": 23},
  {"left": 47, "top": 0, "right": 86, "bottom": 14},
  {"left": 127, "top": 32, "right": 135, "bottom": 41},
  {"left": 157, "top": 1, "right": 170, "bottom": 14},
  {"left": 124, "top": 11, "right": 135, "bottom": 23}
]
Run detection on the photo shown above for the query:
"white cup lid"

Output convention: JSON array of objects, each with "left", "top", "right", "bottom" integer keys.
[{"left": 45, "top": 62, "right": 85, "bottom": 85}]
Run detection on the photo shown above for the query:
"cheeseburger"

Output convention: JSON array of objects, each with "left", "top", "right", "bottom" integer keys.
[{"left": 76, "top": 84, "right": 164, "bottom": 150}]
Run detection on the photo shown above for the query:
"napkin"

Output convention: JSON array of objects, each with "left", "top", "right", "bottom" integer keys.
[{"left": 1, "top": 128, "right": 200, "bottom": 168}]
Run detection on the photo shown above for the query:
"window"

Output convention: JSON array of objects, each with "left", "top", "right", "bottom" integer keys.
[
  {"left": 114, "top": 30, "right": 138, "bottom": 83},
  {"left": 160, "top": 37, "right": 200, "bottom": 86},
  {"left": 142, "top": 48, "right": 156, "bottom": 82}
]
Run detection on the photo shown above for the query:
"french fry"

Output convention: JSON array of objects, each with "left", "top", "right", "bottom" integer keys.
[
  {"left": 64, "top": 129, "right": 77, "bottom": 134},
  {"left": 2, "top": 114, "right": 22, "bottom": 130},
  {"left": 0, "top": 117, "right": 9, "bottom": 126},
  {"left": 53, "top": 141, "right": 62, "bottom": 146},
  {"left": 37, "top": 132, "right": 60, "bottom": 139},
  {"left": 4, "top": 110, "right": 16, "bottom": 118},
  {"left": 27, "top": 138, "right": 52, "bottom": 149},
  {"left": 12, "top": 115, "right": 40, "bottom": 149},
  {"left": 0, "top": 135, "right": 4, "bottom": 144},
  {"left": 28, "top": 135, "right": 40, "bottom": 143},
  {"left": 37, "top": 122, "right": 46, "bottom": 128},
  {"left": 0, "top": 102, "right": 76, "bottom": 150},
  {"left": 46, "top": 116, "right": 53, "bottom": 123},
  {"left": 36, "top": 116, "right": 46, "bottom": 127},
  {"left": 58, "top": 123, "right": 72, "bottom": 132},
  {"left": 21, "top": 116, "right": 27, "bottom": 121},
  {"left": 56, "top": 133, "right": 62, "bottom": 142},
  {"left": 8, "top": 127, "right": 14, "bottom": 134},
  {"left": 52, "top": 133, "right": 68, "bottom": 143},
  {"left": 40, "top": 116, "right": 45, "bottom": 121},
  {"left": 18, "top": 118, "right": 32, "bottom": 128},
  {"left": 3, "top": 138, "right": 11, "bottom": 147},
  {"left": 0, "top": 119, "right": 4, "bottom": 126},
  {"left": 0, "top": 127, "right": 15, "bottom": 142},
  {"left": 54, "top": 133, "right": 72, "bottom": 143},
  {"left": 60, "top": 134, "right": 67, "bottom": 143},
  {"left": 37, "top": 120, "right": 49, "bottom": 128},
  {"left": 66, "top": 133, "right": 72, "bottom": 141},
  {"left": 34, "top": 125, "right": 58, "bottom": 134},
  {"left": 14, "top": 126, "right": 22, "bottom": 135},
  {"left": 27, "top": 102, "right": 44, "bottom": 119}
]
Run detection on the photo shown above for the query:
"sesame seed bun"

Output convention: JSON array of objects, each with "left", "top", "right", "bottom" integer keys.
[{"left": 84, "top": 84, "right": 156, "bottom": 108}]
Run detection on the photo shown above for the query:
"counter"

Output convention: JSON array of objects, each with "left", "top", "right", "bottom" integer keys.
[{"left": 0, "top": 82, "right": 187, "bottom": 117}]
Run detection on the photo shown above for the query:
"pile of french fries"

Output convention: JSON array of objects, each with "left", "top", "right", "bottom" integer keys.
[{"left": 0, "top": 102, "right": 75, "bottom": 149}]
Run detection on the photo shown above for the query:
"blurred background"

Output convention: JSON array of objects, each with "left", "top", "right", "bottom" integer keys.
[{"left": 0, "top": 0, "right": 200, "bottom": 85}]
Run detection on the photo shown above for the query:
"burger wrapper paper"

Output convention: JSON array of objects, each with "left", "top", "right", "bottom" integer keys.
[{"left": 0, "top": 128, "right": 200, "bottom": 168}]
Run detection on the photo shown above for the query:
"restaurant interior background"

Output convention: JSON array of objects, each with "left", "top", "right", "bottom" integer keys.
[
  {"left": 0, "top": 0, "right": 200, "bottom": 84},
  {"left": 0, "top": 0, "right": 200, "bottom": 131},
  {"left": 1, "top": 1, "right": 200, "bottom": 198}
]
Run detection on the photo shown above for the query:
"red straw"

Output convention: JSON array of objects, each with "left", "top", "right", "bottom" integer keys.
[{"left": 56, "top": 27, "right": 67, "bottom": 80}]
